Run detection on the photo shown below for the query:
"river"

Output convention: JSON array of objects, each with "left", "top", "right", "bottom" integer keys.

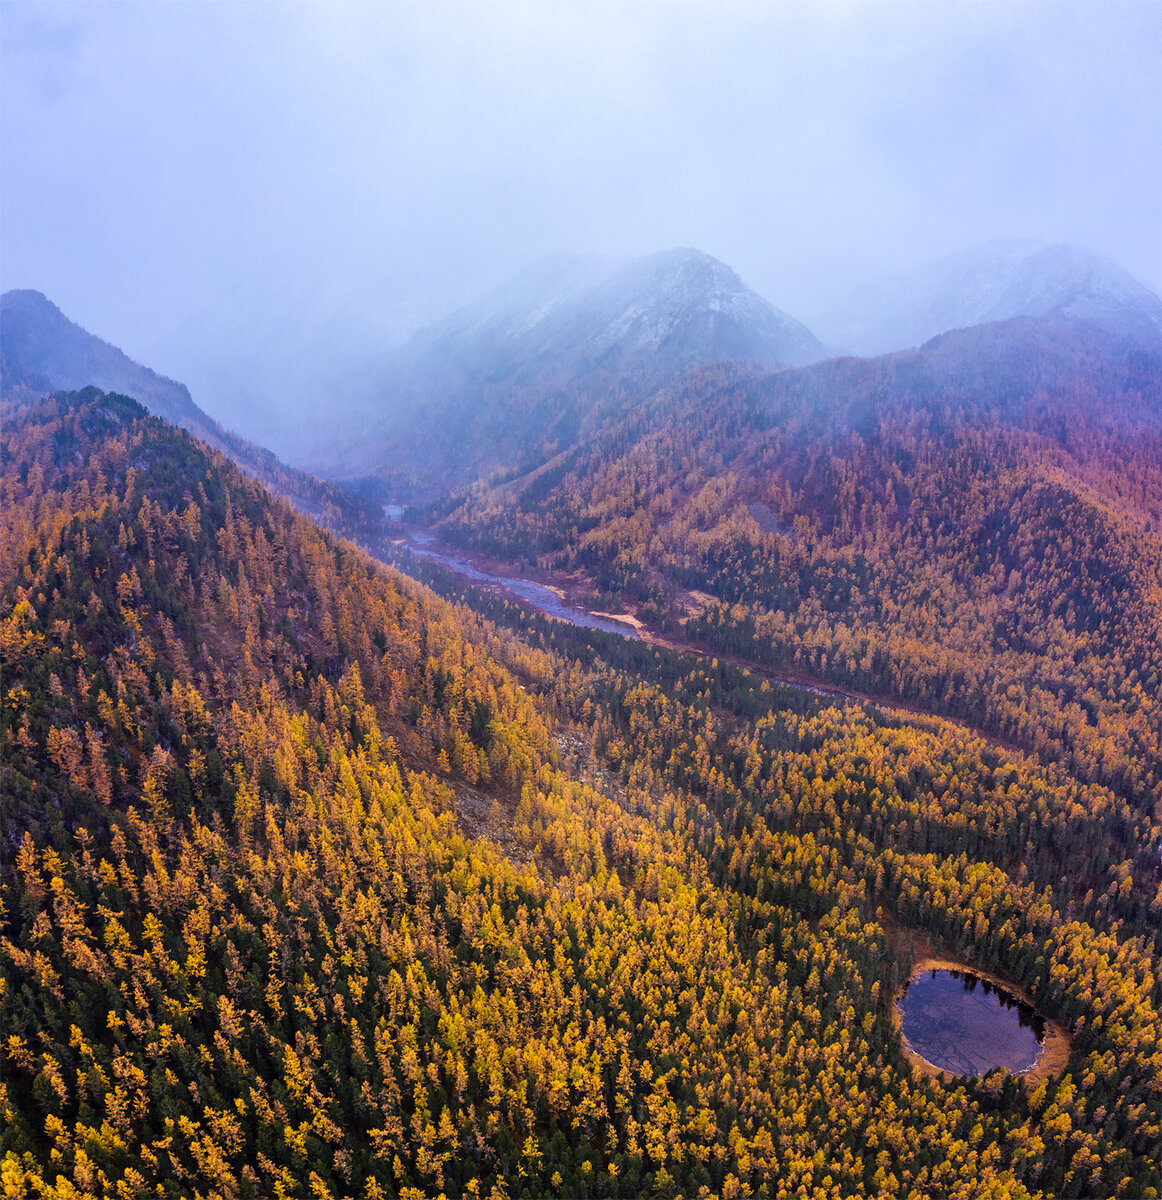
[
  {"left": 383, "top": 528, "right": 643, "bottom": 639},
  {"left": 375, "top": 525, "right": 866, "bottom": 707}
]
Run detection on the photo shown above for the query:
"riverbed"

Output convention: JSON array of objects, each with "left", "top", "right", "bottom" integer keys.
[{"left": 385, "top": 530, "right": 643, "bottom": 639}]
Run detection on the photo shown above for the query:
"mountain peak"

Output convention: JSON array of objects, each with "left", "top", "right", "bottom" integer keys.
[
  {"left": 408, "top": 246, "right": 826, "bottom": 373},
  {"left": 634, "top": 245, "right": 741, "bottom": 276},
  {"left": 2, "top": 287, "right": 59, "bottom": 313},
  {"left": 812, "top": 240, "right": 1162, "bottom": 356},
  {"left": 308, "top": 248, "right": 826, "bottom": 487}
]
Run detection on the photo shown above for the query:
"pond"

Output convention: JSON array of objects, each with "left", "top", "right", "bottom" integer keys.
[{"left": 897, "top": 969, "right": 1045, "bottom": 1076}]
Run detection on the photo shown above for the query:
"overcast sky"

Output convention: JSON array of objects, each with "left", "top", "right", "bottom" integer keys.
[{"left": 3, "top": 0, "right": 1160, "bottom": 442}]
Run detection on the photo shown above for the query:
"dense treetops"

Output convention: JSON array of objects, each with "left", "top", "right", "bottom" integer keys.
[
  {"left": 432, "top": 319, "right": 1162, "bottom": 811},
  {"left": 1, "top": 389, "right": 1159, "bottom": 1199}
]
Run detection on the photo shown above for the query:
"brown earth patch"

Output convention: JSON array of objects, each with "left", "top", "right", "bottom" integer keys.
[
  {"left": 452, "top": 782, "right": 535, "bottom": 871},
  {"left": 590, "top": 609, "right": 645, "bottom": 631}
]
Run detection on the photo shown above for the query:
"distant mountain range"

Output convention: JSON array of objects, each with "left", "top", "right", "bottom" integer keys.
[
  {"left": 811, "top": 240, "right": 1162, "bottom": 356},
  {"left": 0, "top": 289, "right": 374, "bottom": 528},
  {"left": 303, "top": 248, "right": 828, "bottom": 492},
  {"left": 302, "top": 240, "right": 1159, "bottom": 495},
  {"left": 5, "top": 240, "right": 1158, "bottom": 502},
  {"left": 1, "top": 289, "right": 219, "bottom": 438}
]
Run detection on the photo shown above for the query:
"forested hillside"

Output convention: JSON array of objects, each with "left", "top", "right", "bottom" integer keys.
[
  {"left": 433, "top": 317, "right": 1162, "bottom": 811},
  {"left": 2, "top": 389, "right": 1160, "bottom": 1198},
  {"left": 0, "top": 291, "right": 377, "bottom": 536}
]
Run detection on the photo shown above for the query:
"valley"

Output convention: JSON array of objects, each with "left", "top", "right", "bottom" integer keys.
[
  {"left": 2, "top": 239, "right": 1160, "bottom": 1200},
  {"left": 379, "top": 526, "right": 644, "bottom": 639},
  {"left": 370, "top": 520, "right": 1028, "bottom": 741},
  {"left": 5, "top": 5, "right": 1160, "bottom": 1196}
]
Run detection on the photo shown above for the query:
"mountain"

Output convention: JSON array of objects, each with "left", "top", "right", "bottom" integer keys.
[
  {"left": 303, "top": 248, "right": 827, "bottom": 492},
  {"left": 1, "top": 288, "right": 375, "bottom": 530},
  {"left": 402, "top": 247, "right": 827, "bottom": 378},
  {"left": 1, "top": 289, "right": 216, "bottom": 436},
  {"left": 811, "top": 240, "right": 1162, "bottom": 356},
  {"left": 3, "top": 388, "right": 1159, "bottom": 1199},
  {"left": 434, "top": 313, "right": 1162, "bottom": 806}
]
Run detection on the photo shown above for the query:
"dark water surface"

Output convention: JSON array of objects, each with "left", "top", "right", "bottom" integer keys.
[{"left": 898, "top": 969, "right": 1044, "bottom": 1075}]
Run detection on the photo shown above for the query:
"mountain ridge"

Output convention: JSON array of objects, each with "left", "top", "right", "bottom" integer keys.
[
  {"left": 431, "top": 311, "right": 1162, "bottom": 805},
  {"left": 1, "top": 288, "right": 213, "bottom": 433},
  {"left": 0, "top": 287, "right": 376, "bottom": 530},
  {"left": 403, "top": 247, "right": 827, "bottom": 374},
  {"left": 811, "top": 239, "right": 1162, "bottom": 356},
  {"left": 304, "top": 247, "right": 828, "bottom": 493}
]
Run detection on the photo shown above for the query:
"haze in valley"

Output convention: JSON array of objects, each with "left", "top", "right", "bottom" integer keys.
[{"left": 2, "top": 0, "right": 1159, "bottom": 457}]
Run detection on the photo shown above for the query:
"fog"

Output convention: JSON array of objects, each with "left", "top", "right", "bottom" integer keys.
[{"left": 3, "top": 1, "right": 1159, "bottom": 452}]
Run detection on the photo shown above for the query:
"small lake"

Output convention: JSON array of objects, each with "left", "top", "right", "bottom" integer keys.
[{"left": 897, "top": 969, "right": 1045, "bottom": 1076}]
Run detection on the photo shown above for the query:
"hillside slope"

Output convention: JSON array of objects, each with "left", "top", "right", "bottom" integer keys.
[
  {"left": 435, "top": 315, "right": 1162, "bottom": 807},
  {"left": 2, "top": 290, "right": 227, "bottom": 441},
  {"left": 2, "top": 391, "right": 1159, "bottom": 1198},
  {"left": 1, "top": 289, "right": 372, "bottom": 531}
]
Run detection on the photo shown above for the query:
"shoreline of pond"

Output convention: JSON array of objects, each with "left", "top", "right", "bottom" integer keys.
[{"left": 894, "top": 955, "right": 1070, "bottom": 1088}]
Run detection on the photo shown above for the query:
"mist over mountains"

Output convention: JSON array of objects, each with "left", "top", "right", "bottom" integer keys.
[
  {"left": 294, "top": 240, "right": 1159, "bottom": 495},
  {"left": 4, "top": 239, "right": 1159, "bottom": 499},
  {"left": 147, "top": 262, "right": 473, "bottom": 454},
  {"left": 299, "top": 247, "right": 827, "bottom": 491},
  {"left": 812, "top": 240, "right": 1162, "bottom": 357},
  {"left": 0, "top": 288, "right": 376, "bottom": 528},
  {"left": 400, "top": 248, "right": 827, "bottom": 377}
]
